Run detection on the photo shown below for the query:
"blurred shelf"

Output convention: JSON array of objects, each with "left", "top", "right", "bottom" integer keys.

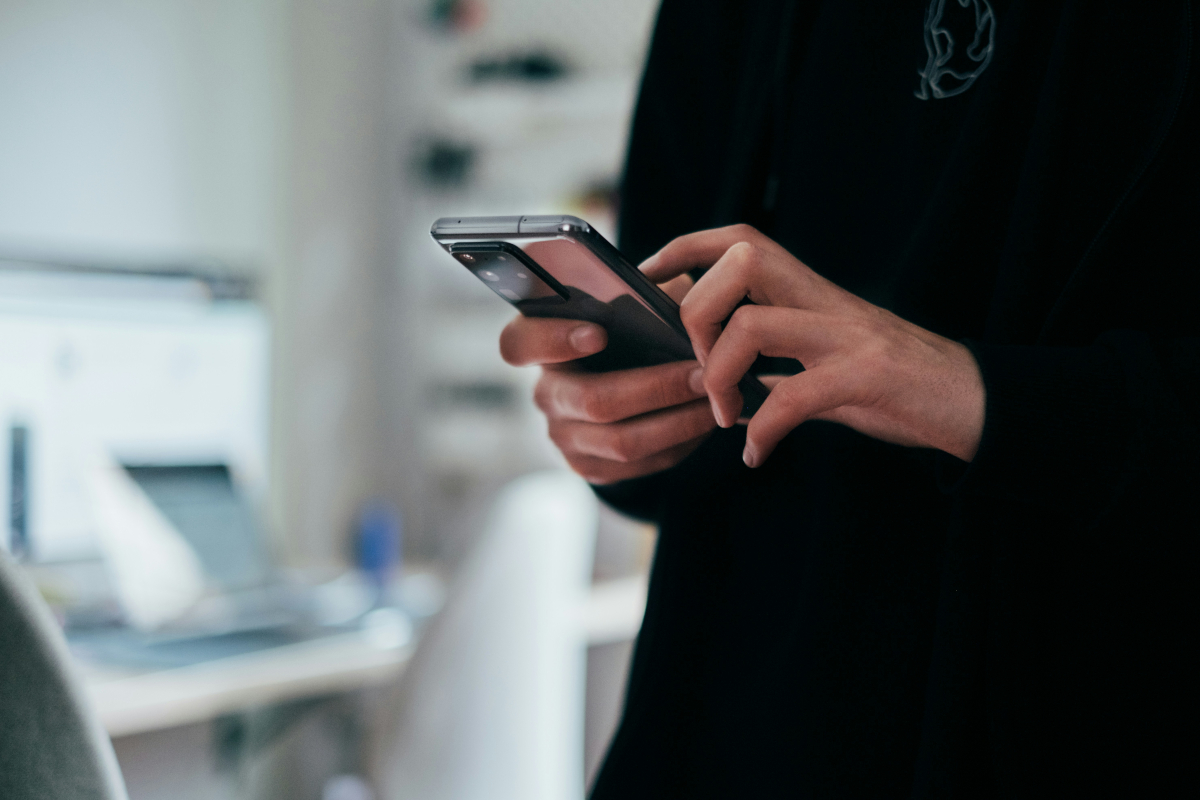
[
  {"left": 439, "top": 76, "right": 637, "bottom": 147},
  {"left": 413, "top": 76, "right": 637, "bottom": 211}
]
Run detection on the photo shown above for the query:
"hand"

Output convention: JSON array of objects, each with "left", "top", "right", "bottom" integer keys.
[
  {"left": 499, "top": 276, "right": 718, "bottom": 484},
  {"left": 640, "top": 225, "right": 986, "bottom": 468}
]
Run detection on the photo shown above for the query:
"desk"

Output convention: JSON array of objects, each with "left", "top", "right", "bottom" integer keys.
[
  {"left": 76, "top": 576, "right": 645, "bottom": 739},
  {"left": 79, "top": 630, "right": 413, "bottom": 738}
]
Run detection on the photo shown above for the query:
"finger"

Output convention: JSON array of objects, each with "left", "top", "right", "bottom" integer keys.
[
  {"left": 678, "top": 241, "right": 768, "bottom": 364},
  {"left": 638, "top": 224, "right": 767, "bottom": 282},
  {"left": 659, "top": 272, "right": 694, "bottom": 304},
  {"left": 702, "top": 306, "right": 835, "bottom": 426},
  {"left": 742, "top": 370, "right": 852, "bottom": 468},
  {"left": 499, "top": 316, "right": 606, "bottom": 366},
  {"left": 564, "top": 435, "right": 710, "bottom": 485},
  {"left": 534, "top": 359, "right": 707, "bottom": 423},
  {"left": 548, "top": 399, "right": 716, "bottom": 463}
]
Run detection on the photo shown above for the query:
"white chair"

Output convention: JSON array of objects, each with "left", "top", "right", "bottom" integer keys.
[
  {"left": 372, "top": 470, "right": 598, "bottom": 800},
  {"left": 0, "top": 550, "right": 129, "bottom": 800}
]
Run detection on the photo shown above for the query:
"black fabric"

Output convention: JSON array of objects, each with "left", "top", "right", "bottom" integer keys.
[{"left": 593, "top": 1, "right": 1199, "bottom": 797}]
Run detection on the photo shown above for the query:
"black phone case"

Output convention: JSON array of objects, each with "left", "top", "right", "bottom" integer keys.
[
  {"left": 432, "top": 216, "right": 770, "bottom": 418},
  {"left": 519, "top": 287, "right": 695, "bottom": 371}
]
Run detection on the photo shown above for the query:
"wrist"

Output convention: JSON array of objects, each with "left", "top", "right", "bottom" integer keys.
[{"left": 934, "top": 339, "right": 986, "bottom": 461}]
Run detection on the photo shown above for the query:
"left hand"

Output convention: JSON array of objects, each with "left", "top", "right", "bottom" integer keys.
[{"left": 640, "top": 225, "right": 986, "bottom": 468}]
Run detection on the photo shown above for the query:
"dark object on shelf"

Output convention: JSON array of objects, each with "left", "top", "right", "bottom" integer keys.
[
  {"left": 413, "top": 139, "right": 476, "bottom": 188},
  {"left": 570, "top": 178, "right": 621, "bottom": 221},
  {"left": 432, "top": 382, "right": 516, "bottom": 410},
  {"left": 8, "top": 424, "right": 28, "bottom": 560},
  {"left": 468, "top": 50, "right": 570, "bottom": 84},
  {"left": 428, "top": 0, "right": 487, "bottom": 32}
]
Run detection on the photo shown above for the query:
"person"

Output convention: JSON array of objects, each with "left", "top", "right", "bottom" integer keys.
[{"left": 501, "top": 1, "right": 1199, "bottom": 795}]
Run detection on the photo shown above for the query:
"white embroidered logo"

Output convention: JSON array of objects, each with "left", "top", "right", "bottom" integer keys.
[{"left": 915, "top": 0, "right": 997, "bottom": 100}]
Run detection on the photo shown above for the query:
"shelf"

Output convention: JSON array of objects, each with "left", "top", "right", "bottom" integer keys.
[{"left": 438, "top": 76, "right": 638, "bottom": 147}]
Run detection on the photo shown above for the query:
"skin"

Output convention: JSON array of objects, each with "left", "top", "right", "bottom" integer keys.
[{"left": 499, "top": 224, "right": 986, "bottom": 483}]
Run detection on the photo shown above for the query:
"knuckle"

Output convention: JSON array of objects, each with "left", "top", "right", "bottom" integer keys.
[
  {"left": 775, "top": 377, "right": 807, "bottom": 406},
  {"left": 868, "top": 309, "right": 900, "bottom": 343},
  {"left": 660, "top": 234, "right": 689, "bottom": 260},
  {"left": 861, "top": 341, "right": 899, "bottom": 384},
  {"left": 727, "top": 305, "right": 761, "bottom": 337},
  {"left": 546, "top": 421, "right": 571, "bottom": 451},
  {"left": 729, "top": 223, "right": 759, "bottom": 240},
  {"left": 532, "top": 375, "right": 554, "bottom": 413},
  {"left": 579, "top": 385, "right": 616, "bottom": 423},
  {"left": 536, "top": 371, "right": 578, "bottom": 417},
  {"left": 497, "top": 324, "right": 522, "bottom": 365},
  {"left": 606, "top": 427, "right": 639, "bottom": 463},
  {"left": 650, "top": 371, "right": 678, "bottom": 410},
  {"left": 701, "top": 371, "right": 731, "bottom": 398},
  {"left": 727, "top": 241, "right": 762, "bottom": 279},
  {"left": 566, "top": 455, "right": 607, "bottom": 485},
  {"left": 678, "top": 296, "right": 699, "bottom": 328}
]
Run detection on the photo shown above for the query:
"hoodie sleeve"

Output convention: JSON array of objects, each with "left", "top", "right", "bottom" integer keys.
[{"left": 938, "top": 332, "right": 1200, "bottom": 525}]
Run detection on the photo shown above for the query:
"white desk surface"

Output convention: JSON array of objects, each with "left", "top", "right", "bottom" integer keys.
[
  {"left": 78, "top": 630, "right": 413, "bottom": 738},
  {"left": 76, "top": 575, "right": 647, "bottom": 739}
]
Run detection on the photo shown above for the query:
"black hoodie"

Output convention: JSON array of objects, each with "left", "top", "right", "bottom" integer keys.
[{"left": 592, "top": 1, "right": 1199, "bottom": 796}]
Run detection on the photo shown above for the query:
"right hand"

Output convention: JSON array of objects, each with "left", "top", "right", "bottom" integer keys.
[{"left": 500, "top": 311, "right": 717, "bottom": 485}]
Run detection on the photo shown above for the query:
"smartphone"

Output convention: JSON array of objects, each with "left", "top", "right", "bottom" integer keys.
[{"left": 430, "top": 214, "right": 769, "bottom": 418}]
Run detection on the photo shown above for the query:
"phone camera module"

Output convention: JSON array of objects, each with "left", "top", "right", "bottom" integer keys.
[{"left": 480, "top": 270, "right": 501, "bottom": 281}]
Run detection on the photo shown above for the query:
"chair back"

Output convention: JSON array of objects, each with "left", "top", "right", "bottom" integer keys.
[
  {"left": 372, "top": 470, "right": 598, "bottom": 800},
  {"left": 0, "top": 550, "right": 128, "bottom": 800}
]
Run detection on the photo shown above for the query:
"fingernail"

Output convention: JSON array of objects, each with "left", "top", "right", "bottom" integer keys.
[
  {"left": 638, "top": 254, "right": 659, "bottom": 272},
  {"left": 569, "top": 324, "right": 604, "bottom": 354},
  {"left": 742, "top": 444, "right": 758, "bottom": 468},
  {"left": 688, "top": 367, "right": 706, "bottom": 395},
  {"left": 710, "top": 397, "right": 729, "bottom": 428}
]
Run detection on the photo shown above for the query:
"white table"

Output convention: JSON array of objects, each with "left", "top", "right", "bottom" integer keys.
[
  {"left": 76, "top": 575, "right": 647, "bottom": 739},
  {"left": 78, "top": 629, "right": 413, "bottom": 738}
]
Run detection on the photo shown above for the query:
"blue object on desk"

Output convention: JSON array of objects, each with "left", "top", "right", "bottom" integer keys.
[{"left": 356, "top": 499, "right": 402, "bottom": 602}]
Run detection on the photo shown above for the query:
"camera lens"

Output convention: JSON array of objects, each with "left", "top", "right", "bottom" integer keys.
[
  {"left": 481, "top": 270, "right": 500, "bottom": 281},
  {"left": 459, "top": 253, "right": 475, "bottom": 263}
]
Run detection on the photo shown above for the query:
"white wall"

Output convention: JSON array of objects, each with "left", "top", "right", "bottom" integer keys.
[
  {"left": 0, "top": 0, "right": 285, "bottom": 265},
  {"left": 272, "top": 0, "right": 398, "bottom": 566}
]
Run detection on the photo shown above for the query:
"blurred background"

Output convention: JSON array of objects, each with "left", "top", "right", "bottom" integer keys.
[{"left": 0, "top": 1, "right": 662, "bottom": 798}]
